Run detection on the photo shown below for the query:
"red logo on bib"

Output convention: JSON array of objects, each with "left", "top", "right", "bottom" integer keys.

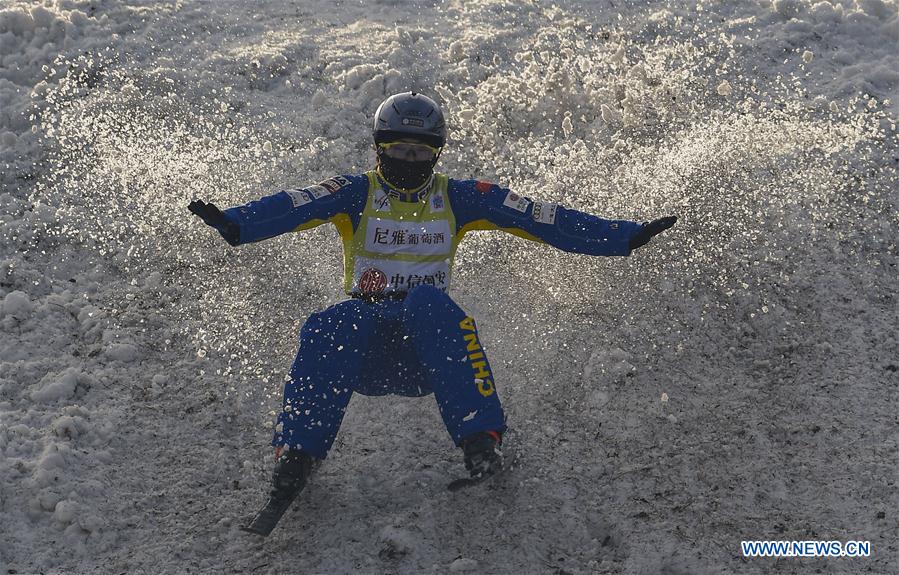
[{"left": 358, "top": 267, "right": 388, "bottom": 293}]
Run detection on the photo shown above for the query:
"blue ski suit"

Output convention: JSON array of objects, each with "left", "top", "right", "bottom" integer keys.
[{"left": 222, "top": 172, "right": 642, "bottom": 459}]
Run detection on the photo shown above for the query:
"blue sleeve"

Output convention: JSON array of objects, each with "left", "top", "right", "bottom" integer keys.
[
  {"left": 449, "top": 179, "right": 642, "bottom": 256},
  {"left": 222, "top": 174, "right": 367, "bottom": 244}
]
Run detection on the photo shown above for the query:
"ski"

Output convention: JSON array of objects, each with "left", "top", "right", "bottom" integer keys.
[
  {"left": 447, "top": 447, "right": 517, "bottom": 491},
  {"left": 240, "top": 495, "right": 296, "bottom": 536},
  {"left": 447, "top": 474, "right": 495, "bottom": 491}
]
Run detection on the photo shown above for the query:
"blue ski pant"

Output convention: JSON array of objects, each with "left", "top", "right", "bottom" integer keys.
[{"left": 271, "top": 285, "right": 506, "bottom": 459}]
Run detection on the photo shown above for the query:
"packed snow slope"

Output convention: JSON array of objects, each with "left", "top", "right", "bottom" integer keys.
[{"left": 2, "top": 0, "right": 897, "bottom": 573}]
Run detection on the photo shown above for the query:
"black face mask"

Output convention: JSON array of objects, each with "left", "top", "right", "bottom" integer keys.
[{"left": 377, "top": 152, "right": 436, "bottom": 190}]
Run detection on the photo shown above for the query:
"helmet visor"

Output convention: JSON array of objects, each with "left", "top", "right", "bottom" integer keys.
[{"left": 378, "top": 141, "right": 441, "bottom": 162}]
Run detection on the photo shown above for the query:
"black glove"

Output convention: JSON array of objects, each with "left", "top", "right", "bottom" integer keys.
[
  {"left": 188, "top": 200, "right": 240, "bottom": 246},
  {"left": 629, "top": 215, "right": 678, "bottom": 250}
]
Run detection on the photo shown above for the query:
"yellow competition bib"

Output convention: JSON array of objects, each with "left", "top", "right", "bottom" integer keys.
[{"left": 343, "top": 172, "right": 457, "bottom": 295}]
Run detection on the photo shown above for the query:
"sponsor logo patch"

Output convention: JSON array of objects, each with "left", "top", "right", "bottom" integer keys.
[
  {"left": 358, "top": 267, "right": 388, "bottom": 294},
  {"left": 388, "top": 269, "right": 448, "bottom": 290},
  {"left": 352, "top": 257, "right": 451, "bottom": 294},
  {"left": 532, "top": 201, "right": 558, "bottom": 225},
  {"left": 401, "top": 117, "right": 425, "bottom": 127},
  {"left": 304, "top": 185, "right": 331, "bottom": 199},
  {"left": 475, "top": 181, "right": 492, "bottom": 193},
  {"left": 459, "top": 316, "right": 495, "bottom": 397},
  {"left": 502, "top": 191, "right": 530, "bottom": 213},
  {"left": 373, "top": 188, "right": 392, "bottom": 211},
  {"left": 430, "top": 189, "right": 445, "bottom": 212},
  {"left": 319, "top": 176, "right": 351, "bottom": 193},
  {"left": 365, "top": 218, "right": 452, "bottom": 256},
  {"left": 285, "top": 189, "right": 312, "bottom": 207}
]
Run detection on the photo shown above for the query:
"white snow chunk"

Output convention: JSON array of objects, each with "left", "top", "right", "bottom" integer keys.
[
  {"left": 584, "top": 348, "right": 636, "bottom": 384},
  {"left": 78, "top": 513, "right": 105, "bottom": 533},
  {"left": 649, "top": 9, "right": 674, "bottom": 23},
  {"left": 31, "top": 369, "right": 80, "bottom": 403},
  {"left": 802, "top": 50, "right": 814, "bottom": 64},
  {"left": 462, "top": 410, "right": 478, "bottom": 422},
  {"left": 859, "top": 0, "right": 893, "bottom": 20},
  {"left": 716, "top": 80, "right": 733, "bottom": 96},
  {"left": 450, "top": 558, "right": 479, "bottom": 572},
  {"left": 586, "top": 388, "right": 609, "bottom": 411},
  {"left": 344, "top": 63, "right": 378, "bottom": 90},
  {"left": 379, "top": 526, "right": 414, "bottom": 556},
  {"left": 33, "top": 445, "right": 67, "bottom": 487},
  {"left": 143, "top": 271, "right": 162, "bottom": 288},
  {"left": 77, "top": 305, "right": 103, "bottom": 326},
  {"left": 600, "top": 104, "right": 620, "bottom": 124},
  {"left": 3, "top": 290, "right": 34, "bottom": 318},
  {"left": 53, "top": 499, "right": 79, "bottom": 524},
  {"left": 447, "top": 39, "right": 467, "bottom": 63},
  {"left": 38, "top": 450, "right": 65, "bottom": 471},
  {"left": 63, "top": 523, "right": 87, "bottom": 539},
  {"left": 36, "top": 489, "right": 62, "bottom": 512},
  {"left": 105, "top": 343, "right": 141, "bottom": 362},
  {"left": 562, "top": 115, "right": 574, "bottom": 137},
  {"left": 52, "top": 414, "right": 88, "bottom": 439},
  {"left": 457, "top": 108, "right": 476, "bottom": 122},
  {"left": 773, "top": 0, "right": 802, "bottom": 19},
  {"left": 311, "top": 89, "right": 327, "bottom": 109}
]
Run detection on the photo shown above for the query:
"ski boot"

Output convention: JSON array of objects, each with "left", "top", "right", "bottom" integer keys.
[
  {"left": 271, "top": 449, "right": 314, "bottom": 500},
  {"left": 241, "top": 449, "right": 314, "bottom": 536},
  {"left": 461, "top": 430, "right": 503, "bottom": 478}
]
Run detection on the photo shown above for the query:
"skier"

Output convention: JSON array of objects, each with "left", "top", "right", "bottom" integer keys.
[{"left": 188, "top": 92, "right": 676, "bottom": 532}]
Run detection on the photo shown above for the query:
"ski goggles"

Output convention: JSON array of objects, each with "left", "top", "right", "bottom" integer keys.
[{"left": 378, "top": 141, "right": 442, "bottom": 162}]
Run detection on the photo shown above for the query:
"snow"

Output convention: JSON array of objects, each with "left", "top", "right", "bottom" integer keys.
[
  {"left": 29, "top": 368, "right": 81, "bottom": 403},
  {"left": 1, "top": 0, "right": 897, "bottom": 573},
  {"left": 716, "top": 80, "right": 734, "bottom": 97},
  {"left": 449, "top": 556, "right": 480, "bottom": 572},
  {"left": 2, "top": 290, "right": 33, "bottom": 318}
]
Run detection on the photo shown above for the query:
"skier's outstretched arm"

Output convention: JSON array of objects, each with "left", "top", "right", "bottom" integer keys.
[
  {"left": 187, "top": 175, "right": 367, "bottom": 246},
  {"left": 187, "top": 200, "right": 241, "bottom": 246},
  {"left": 450, "top": 180, "right": 676, "bottom": 255}
]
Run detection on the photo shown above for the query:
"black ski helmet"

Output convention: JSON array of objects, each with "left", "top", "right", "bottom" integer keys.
[{"left": 372, "top": 92, "right": 447, "bottom": 149}]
